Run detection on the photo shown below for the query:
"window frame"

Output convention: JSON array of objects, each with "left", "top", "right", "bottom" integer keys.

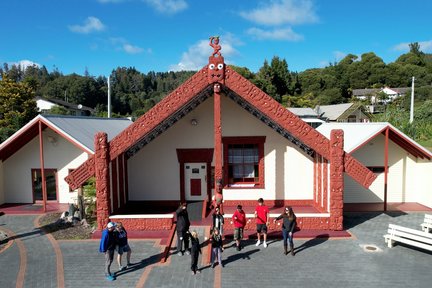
[{"left": 222, "top": 136, "right": 265, "bottom": 188}]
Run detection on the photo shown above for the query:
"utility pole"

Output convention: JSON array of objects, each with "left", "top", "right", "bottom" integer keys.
[
  {"left": 410, "top": 76, "right": 415, "bottom": 123},
  {"left": 107, "top": 75, "right": 111, "bottom": 118}
]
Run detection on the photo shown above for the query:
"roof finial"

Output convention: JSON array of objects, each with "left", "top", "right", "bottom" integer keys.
[{"left": 209, "top": 36, "right": 222, "bottom": 57}]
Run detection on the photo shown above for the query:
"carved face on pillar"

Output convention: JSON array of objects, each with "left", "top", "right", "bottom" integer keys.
[{"left": 208, "top": 56, "right": 225, "bottom": 84}]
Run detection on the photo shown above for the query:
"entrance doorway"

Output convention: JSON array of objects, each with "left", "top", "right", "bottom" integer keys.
[
  {"left": 32, "top": 169, "right": 58, "bottom": 201},
  {"left": 184, "top": 163, "right": 207, "bottom": 201}
]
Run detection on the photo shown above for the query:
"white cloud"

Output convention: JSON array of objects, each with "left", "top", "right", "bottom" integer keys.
[
  {"left": 393, "top": 40, "right": 432, "bottom": 53},
  {"left": 69, "top": 17, "right": 106, "bottom": 34},
  {"left": 240, "top": 0, "right": 318, "bottom": 26},
  {"left": 246, "top": 27, "right": 303, "bottom": 41},
  {"left": 169, "top": 36, "right": 239, "bottom": 72},
  {"left": 123, "top": 43, "right": 144, "bottom": 54},
  {"left": 109, "top": 37, "right": 146, "bottom": 54},
  {"left": 333, "top": 51, "right": 347, "bottom": 61},
  {"left": 11, "top": 60, "right": 41, "bottom": 70},
  {"left": 143, "top": 0, "right": 188, "bottom": 14}
]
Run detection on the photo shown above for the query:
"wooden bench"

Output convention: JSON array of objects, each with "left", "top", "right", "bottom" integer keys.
[
  {"left": 420, "top": 214, "right": 432, "bottom": 233},
  {"left": 384, "top": 224, "right": 432, "bottom": 251}
]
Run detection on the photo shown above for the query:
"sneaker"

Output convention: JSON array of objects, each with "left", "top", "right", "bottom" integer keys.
[
  {"left": 236, "top": 246, "right": 240, "bottom": 251},
  {"left": 106, "top": 275, "right": 115, "bottom": 281},
  {"left": 263, "top": 241, "right": 268, "bottom": 248},
  {"left": 177, "top": 251, "right": 183, "bottom": 256},
  {"left": 196, "top": 269, "right": 201, "bottom": 274},
  {"left": 119, "top": 266, "right": 125, "bottom": 271},
  {"left": 211, "top": 263, "right": 216, "bottom": 268},
  {"left": 191, "top": 271, "right": 196, "bottom": 275},
  {"left": 255, "top": 240, "right": 260, "bottom": 246},
  {"left": 185, "top": 250, "right": 191, "bottom": 256}
]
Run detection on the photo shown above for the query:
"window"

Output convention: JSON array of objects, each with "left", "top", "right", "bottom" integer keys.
[
  {"left": 367, "top": 166, "right": 385, "bottom": 174},
  {"left": 223, "top": 136, "right": 265, "bottom": 188}
]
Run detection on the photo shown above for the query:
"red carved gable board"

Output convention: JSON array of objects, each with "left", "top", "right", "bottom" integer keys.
[
  {"left": 224, "top": 67, "right": 376, "bottom": 188},
  {"left": 66, "top": 65, "right": 376, "bottom": 190}
]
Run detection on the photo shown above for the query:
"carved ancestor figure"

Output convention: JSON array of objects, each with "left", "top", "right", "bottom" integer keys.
[{"left": 209, "top": 36, "right": 221, "bottom": 57}]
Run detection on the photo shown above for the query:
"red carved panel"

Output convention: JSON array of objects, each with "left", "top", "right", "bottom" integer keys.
[
  {"left": 64, "top": 155, "right": 95, "bottom": 190},
  {"left": 95, "top": 132, "right": 111, "bottom": 230},
  {"left": 223, "top": 216, "right": 332, "bottom": 230},
  {"left": 224, "top": 67, "right": 376, "bottom": 189},
  {"left": 110, "top": 218, "right": 174, "bottom": 230},
  {"left": 329, "top": 130, "right": 344, "bottom": 230},
  {"left": 323, "top": 158, "right": 328, "bottom": 212},
  {"left": 214, "top": 88, "right": 223, "bottom": 188}
]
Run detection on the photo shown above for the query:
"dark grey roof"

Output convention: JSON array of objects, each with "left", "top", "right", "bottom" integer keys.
[{"left": 43, "top": 115, "right": 132, "bottom": 152}]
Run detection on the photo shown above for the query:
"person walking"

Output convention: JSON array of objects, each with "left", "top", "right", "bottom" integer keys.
[
  {"left": 188, "top": 230, "right": 202, "bottom": 275},
  {"left": 274, "top": 206, "right": 297, "bottom": 256},
  {"left": 115, "top": 222, "right": 132, "bottom": 270},
  {"left": 99, "top": 222, "right": 117, "bottom": 281},
  {"left": 232, "top": 204, "right": 246, "bottom": 251},
  {"left": 176, "top": 202, "right": 191, "bottom": 256},
  {"left": 254, "top": 198, "right": 270, "bottom": 248},
  {"left": 212, "top": 207, "right": 224, "bottom": 237},
  {"left": 210, "top": 227, "right": 224, "bottom": 268}
]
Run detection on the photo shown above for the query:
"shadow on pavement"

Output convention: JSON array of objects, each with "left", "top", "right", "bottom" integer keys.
[
  {"left": 222, "top": 248, "right": 260, "bottom": 266},
  {"left": 114, "top": 251, "right": 164, "bottom": 277},
  {"left": 343, "top": 211, "right": 407, "bottom": 230},
  {"left": 294, "top": 234, "right": 329, "bottom": 255}
]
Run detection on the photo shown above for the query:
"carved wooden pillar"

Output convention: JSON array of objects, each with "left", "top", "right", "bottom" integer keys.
[
  {"left": 213, "top": 83, "right": 223, "bottom": 190},
  {"left": 329, "top": 130, "right": 344, "bottom": 230},
  {"left": 95, "top": 132, "right": 111, "bottom": 230}
]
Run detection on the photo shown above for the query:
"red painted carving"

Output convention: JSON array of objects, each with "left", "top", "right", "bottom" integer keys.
[
  {"left": 95, "top": 132, "right": 111, "bottom": 230},
  {"left": 209, "top": 36, "right": 222, "bottom": 57},
  {"left": 110, "top": 218, "right": 174, "bottom": 230},
  {"left": 64, "top": 155, "right": 95, "bottom": 190},
  {"left": 208, "top": 56, "right": 225, "bottom": 84},
  {"left": 224, "top": 67, "right": 377, "bottom": 189},
  {"left": 329, "top": 130, "right": 344, "bottom": 230},
  {"left": 214, "top": 84, "right": 223, "bottom": 206}
]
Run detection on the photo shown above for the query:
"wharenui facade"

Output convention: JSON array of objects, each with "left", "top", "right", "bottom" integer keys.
[{"left": 62, "top": 38, "right": 383, "bottom": 232}]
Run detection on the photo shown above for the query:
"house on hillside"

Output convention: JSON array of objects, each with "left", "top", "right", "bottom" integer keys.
[
  {"left": 315, "top": 103, "right": 371, "bottom": 123},
  {"left": 352, "top": 87, "right": 410, "bottom": 104},
  {"left": 287, "top": 107, "right": 324, "bottom": 128},
  {"left": 0, "top": 115, "right": 132, "bottom": 206},
  {"left": 36, "top": 96, "right": 95, "bottom": 116}
]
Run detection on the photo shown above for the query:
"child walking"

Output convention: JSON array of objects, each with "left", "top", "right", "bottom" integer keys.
[
  {"left": 210, "top": 227, "right": 224, "bottom": 268},
  {"left": 188, "top": 230, "right": 202, "bottom": 275}
]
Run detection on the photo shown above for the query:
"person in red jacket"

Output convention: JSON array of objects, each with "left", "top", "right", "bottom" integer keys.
[{"left": 232, "top": 204, "right": 246, "bottom": 251}]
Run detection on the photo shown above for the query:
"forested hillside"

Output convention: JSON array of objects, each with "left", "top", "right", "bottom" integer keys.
[{"left": 1, "top": 42, "right": 431, "bottom": 144}]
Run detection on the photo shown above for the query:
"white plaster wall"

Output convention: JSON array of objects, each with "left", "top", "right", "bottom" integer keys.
[
  {"left": 128, "top": 95, "right": 314, "bottom": 201},
  {"left": 0, "top": 161, "right": 4, "bottom": 205},
  {"left": 406, "top": 157, "right": 432, "bottom": 208},
  {"left": 36, "top": 99, "right": 56, "bottom": 111},
  {"left": 128, "top": 98, "right": 215, "bottom": 201},
  {"left": 3, "top": 129, "right": 89, "bottom": 204}
]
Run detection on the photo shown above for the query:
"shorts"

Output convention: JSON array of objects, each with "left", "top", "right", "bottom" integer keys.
[
  {"left": 117, "top": 244, "right": 131, "bottom": 255},
  {"left": 256, "top": 224, "right": 268, "bottom": 234},
  {"left": 233, "top": 227, "right": 243, "bottom": 240}
]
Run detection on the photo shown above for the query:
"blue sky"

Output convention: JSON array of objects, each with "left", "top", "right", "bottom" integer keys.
[{"left": 1, "top": 0, "right": 431, "bottom": 77}]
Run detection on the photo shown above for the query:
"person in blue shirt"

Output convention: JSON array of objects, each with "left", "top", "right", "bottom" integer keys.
[{"left": 99, "top": 222, "right": 117, "bottom": 281}]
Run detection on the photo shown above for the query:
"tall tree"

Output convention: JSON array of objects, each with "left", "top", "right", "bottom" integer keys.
[{"left": 0, "top": 74, "right": 38, "bottom": 142}]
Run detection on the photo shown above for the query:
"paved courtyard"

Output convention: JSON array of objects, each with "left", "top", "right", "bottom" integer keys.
[{"left": 0, "top": 212, "right": 431, "bottom": 288}]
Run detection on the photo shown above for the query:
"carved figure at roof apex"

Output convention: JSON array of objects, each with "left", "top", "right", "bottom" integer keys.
[{"left": 209, "top": 36, "right": 222, "bottom": 57}]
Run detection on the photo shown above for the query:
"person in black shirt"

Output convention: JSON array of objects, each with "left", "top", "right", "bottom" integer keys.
[
  {"left": 176, "top": 202, "right": 191, "bottom": 256},
  {"left": 274, "top": 206, "right": 297, "bottom": 256}
]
